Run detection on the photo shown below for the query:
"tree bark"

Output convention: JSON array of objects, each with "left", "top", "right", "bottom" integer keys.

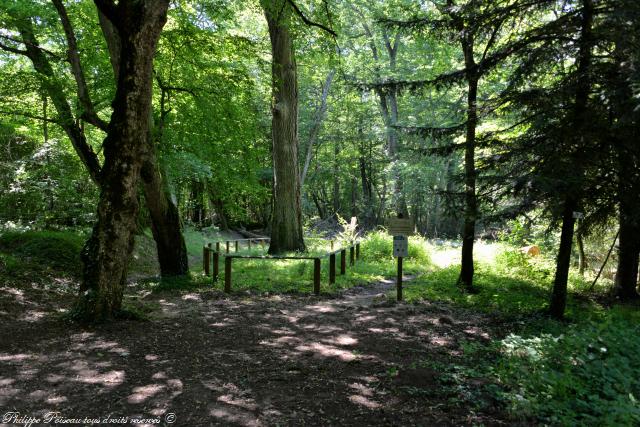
[
  {"left": 611, "top": 5, "right": 640, "bottom": 301},
  {"left": 615, "top": 202, "right": 640, "bottom": 299},
  {"left": 74, "top": 0, "right": 170, "bottom": 321},
  {"left": 550, "top": 0, "right": 593, "bottom": 319},
  {"left": 141, "top": 155, "right": 188, "bottom": 276},
  {"left": 263, "top": 0, "right": 305, "bottom": 254},
  {"left": 333, "top": 142, "right": 341, "bottom": 214},
  {"left": 98, "top": 8, "right": 189, "bottom": 276},
  {"left": 189, "top": 180, "right": 205, "bottom": 226},
  {"left": 550, "top": 201, "right": 577, "bottom": 318},
  {"left": 457, "top": 30, "right": 479, "bottom": 292},
  {"left": 576, "top": 228, "right": 586, "bottom": 276}
]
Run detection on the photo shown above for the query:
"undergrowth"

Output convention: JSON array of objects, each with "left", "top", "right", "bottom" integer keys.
[
  {"left": 0, "top": 230, "right": 85, "bottom": 278},
  {"left": 403, "top": 244, "right": 640, "bottom": 425}
]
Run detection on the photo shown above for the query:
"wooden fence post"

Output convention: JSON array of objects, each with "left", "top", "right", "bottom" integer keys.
[
  {"left": 216, "top": 242, "right": 220, "bottom": 253},
  {"left": 313, "top": 258, "right": 321, "bottom": 295},
  {"left": 397, "top": 256, "right": 403, "bottom": 301},
  {"left": 350, "top": 245, "right": 355, "bottom": 266},
  {"left": 224, "top": 257, "right": 232, "bottom": 293},
  {"left": 356, "top": 242, "right": 360, "bottom": 260},
  {"left": 329, "top": 253, "right": 336, "bottom": 284},
  {"left": 226, "top": 241, "right": 230, "bottom": 254},
  {"left": 248, "top": 239, "right": 252, "bottom": 251},
  {"left": 213, "top": 251, "right": 219, "bottom": 282},
  {"left": 235, "top": 241, "right": 239, "bottom": 252},
  {"left": 340, "top": 249, "right": 346, "bottom": 275},
  {"left": 204, "top": 246, "right": 210, "bottom": 276},
  {"left": 331, "top": 240, "right": 334, "bottom": 251}
]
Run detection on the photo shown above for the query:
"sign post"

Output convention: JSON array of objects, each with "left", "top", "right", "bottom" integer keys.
[{"left": 388, "top": 216, "right": 414, "bottom": 302}]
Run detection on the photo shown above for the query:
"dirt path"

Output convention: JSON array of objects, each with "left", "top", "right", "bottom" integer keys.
[{"left": 0, "top": 274, "right": 505, "bottom": 426}]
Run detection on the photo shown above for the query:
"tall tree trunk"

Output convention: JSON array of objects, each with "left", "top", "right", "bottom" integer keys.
[
  {"left": 457, "top": 68, "right": 478, "bottom": 292},
  {"left": 550, "top": 0, "right": 593, "bottom": 319},
  {"left": 611, "top": 5, "right": 640, "bottom": 301},
  {"left": 615, "top": 202, "right": 640, "bottom": 299},
  {"left": 263, "top": 0, "right": 305, "bottom": 254},
  {"left": 300, "top": 69, "right": 335, "bottom": 189},
  {"left": 190, "top": 181, "right": 205, "bottom": 226},
  {"left": 550, "top": 201, "right": 577, "bottom": 318},
  {"left": 576, "top": 228, "right": 586, "bottom": 276},
  {"left": 98, "top": 7, "right": 189, "bottom": 277},
  {"left": 141, "top": 156, "right": 188, "bottom": 276},
  {"left": 351, "top": 177, "right": 357, "bottom": 218},
  {"left": 74, "top": 0, "right": 169, "bottom": 321},
  {"left": 333, "top": 142, "right": 340, "bottom": 214},
  {"left": 212, "top": 198, "right": 230, "bottom": 231}
]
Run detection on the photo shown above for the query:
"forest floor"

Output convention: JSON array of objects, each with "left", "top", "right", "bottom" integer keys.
[{"left": 0, "top": 237, "right": 512, "bottom": 426}]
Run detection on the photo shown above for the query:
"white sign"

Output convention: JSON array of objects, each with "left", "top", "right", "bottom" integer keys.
[{"left": 393, "top": 235, "right": 408, "bottom": 258}]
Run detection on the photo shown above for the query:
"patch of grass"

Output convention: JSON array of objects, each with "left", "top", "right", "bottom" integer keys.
[
  {"left": 404, "top": 246, "right": 601, "bottom": 319},
  {"left": 403, "top": 242, "right": 640, "bottom": 425},
  {"left": 206, "top": 231, "right": 433, "bottom": 295},
  {"left": 0, "top": 230, "right": 85, "bottom": 277}
]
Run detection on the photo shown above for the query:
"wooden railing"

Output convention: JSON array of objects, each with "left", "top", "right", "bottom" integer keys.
[{"left": 202, "top": 239, "right": 361, "bottom": 295}]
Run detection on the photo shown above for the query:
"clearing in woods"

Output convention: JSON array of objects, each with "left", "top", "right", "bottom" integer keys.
[{"left": 0, "top": 258, "right": 507, "bottom": 426}]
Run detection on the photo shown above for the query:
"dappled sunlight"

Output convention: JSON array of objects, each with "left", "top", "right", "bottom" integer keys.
[
  {"left": 327, "top": 334, "right": 358, "bottom": 346},
  {"left": 203, "top": 380, "right": 264, "bottom": 427},
  {"left": 128, "top": 383, "right": 166, "bottom": 403},
  {"left": 295, "top": 342, "right": 357, "bottom": 361},
  {"left": 181, "top": 293, "right": 202, "bottom": 301},
  {"left": 19, "top": 309, "right": 47, "bottom": 322},
  {"left": 348, "top": 394, "right": 382, "bottom": 409},
  {"left": 1, "top": 251, "right": 498, "bottom": 425},
  {"left": 430, "top": 247, "right": 460, "bottom": 269}
]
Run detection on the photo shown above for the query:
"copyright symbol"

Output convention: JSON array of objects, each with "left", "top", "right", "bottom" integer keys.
[{"left": 165, "top": 413, "right": 176, "bottom": 424}]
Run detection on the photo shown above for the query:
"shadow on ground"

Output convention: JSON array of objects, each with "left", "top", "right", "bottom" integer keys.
[{"left": 0, "top": 277, "right": 507, "bottom": 426}]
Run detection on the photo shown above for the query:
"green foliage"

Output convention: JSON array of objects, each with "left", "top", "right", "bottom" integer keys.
[
  {"left": 499, "top": 217, "right": 559, "bottom": 252},
  {"left": 494, "top": 309, "right": 640, "bottom": 425},
  {"left": 336, "top": 214, "right": 359, "bottom": 245},
  {"left": 404, "top": 243, "right": 597, "bottom": 317},
  {"left": 494, "top": 249, "right": 553, "bottom": 284}
]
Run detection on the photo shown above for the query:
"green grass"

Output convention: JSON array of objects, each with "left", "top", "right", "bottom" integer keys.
[
  {"left": 0, "top": 229, "right": 85, "bottom": 278},
  {"left": 404, "top": 246, "right": 603, "bottom": 319},
  {"left": 192, "top": 231, "right": 432, "bottom": 295},
  {"left": 401, "top": 243, "right": 640, "bottom": 426}
]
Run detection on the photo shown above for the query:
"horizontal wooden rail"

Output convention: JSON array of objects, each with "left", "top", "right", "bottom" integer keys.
[
  {"left": 205, "top": 240, "right": 363, "bottom": 294},
  {"left": 225, "top": 255, "right": 319, "bottom": 260}
]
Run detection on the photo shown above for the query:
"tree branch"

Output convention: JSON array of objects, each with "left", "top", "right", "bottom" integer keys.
[
  {"left": 287, "top": 0, "right": 337, "bottom": 37},
  {"left": 52, "top": 0, "right": 108, "bottom": 132},
  {"left": 0, "top": 109, "right": 60, "bottom": 124},
  {"left": 93, "top": 0, "right": 121, "bottom": 29},
  {"left": 0, "top": 34, "right": 62, "bottom": 59}
]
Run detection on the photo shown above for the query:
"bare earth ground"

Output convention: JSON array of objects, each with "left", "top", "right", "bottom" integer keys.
[{"left": 0, "top": 274, "right": 509, "bottom": 426}]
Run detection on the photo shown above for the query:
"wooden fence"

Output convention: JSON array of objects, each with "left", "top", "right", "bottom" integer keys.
[{"left": 202, "top": 239, "right": 361, "bottom": 295}]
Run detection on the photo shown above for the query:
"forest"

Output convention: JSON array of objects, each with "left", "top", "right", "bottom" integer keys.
[{"left": 0, "top": 0, "right": 639, "bottom": 425}]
